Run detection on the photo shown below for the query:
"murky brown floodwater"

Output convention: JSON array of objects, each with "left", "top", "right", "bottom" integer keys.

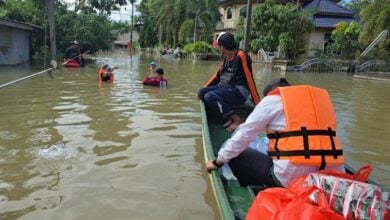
[{"left": 0, "top": 50, "right": 389, "bottom": 219}]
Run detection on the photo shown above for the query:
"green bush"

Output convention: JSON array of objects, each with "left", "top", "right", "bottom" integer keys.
[{"left": 183, "top": 41, "right": 217, "bottom": 54}]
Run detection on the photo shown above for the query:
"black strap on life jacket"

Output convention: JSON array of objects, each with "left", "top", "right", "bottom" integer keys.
[{"left": 267, "top": 127, "right": 342, "bottom": 168}]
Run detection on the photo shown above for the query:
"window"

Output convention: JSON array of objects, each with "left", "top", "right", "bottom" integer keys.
[
  {"left": 239, "top": 6, "right": 247, "bottom": 18},
  {"left": 226, "top": 7, "right": 232, "bottom": 20},
  {"left": 323, "top": 33, "right": 341, "bottom": 56}
]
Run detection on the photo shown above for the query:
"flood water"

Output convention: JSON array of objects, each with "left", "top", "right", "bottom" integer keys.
[{"left": 0, "top": 50, "right": 389, "bottom": 219}]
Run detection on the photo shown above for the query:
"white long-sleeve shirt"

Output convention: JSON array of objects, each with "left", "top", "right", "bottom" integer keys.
[{"left": 217, "top": 95, "right": 345, "bottom": 187}]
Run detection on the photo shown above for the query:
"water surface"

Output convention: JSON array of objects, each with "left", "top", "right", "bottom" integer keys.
[{"left": 0, "top": 51, "right": 389, "bottom": 219}]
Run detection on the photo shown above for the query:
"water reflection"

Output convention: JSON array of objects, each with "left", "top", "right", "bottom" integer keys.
[{"left": 0, "top": 51, "right": 389, "bottom": 219}]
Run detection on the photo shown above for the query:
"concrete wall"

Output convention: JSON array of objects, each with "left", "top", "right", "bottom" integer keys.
[
  {"left": 0, "top": 26, "right": 30, "bottom": 65},
  {"left": 218, "top": 4, "right": 247, "bottom": 32},
  {"left": 307, "top": 30, "right": 329, "bottom": 58}
]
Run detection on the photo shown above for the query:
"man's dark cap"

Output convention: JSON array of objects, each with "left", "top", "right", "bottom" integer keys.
[
  {"left": 217, "top": 32, "right": 237, "bottom": 50},
  {"left": 155, "top": 68, "right": 164, "bottom": 75},
  {"left": 263, "top": 78, "right": 291, "bottom": 96}
]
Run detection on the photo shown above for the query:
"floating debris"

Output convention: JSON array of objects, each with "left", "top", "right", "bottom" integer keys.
[{"left": 38, "top": 143, "right": 77, "bottom": 159}]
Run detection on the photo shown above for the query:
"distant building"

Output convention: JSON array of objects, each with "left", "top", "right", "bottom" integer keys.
[
  {"left": 0, "top": 18, "right": 43, "bottom": 65},
  {"left": 113, "top": 31, "right": 139, "bottom": 49},
  {"left": 216, "top": 0, "right": 356, "bottom": 58}
]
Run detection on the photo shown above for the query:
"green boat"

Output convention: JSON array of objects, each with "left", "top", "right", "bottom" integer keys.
[
  {"left": 199, "top": 100, "right": 386, "bottom": 220},
  {"left": 200, "top": 100, "right": 265, "bottom": 220}
]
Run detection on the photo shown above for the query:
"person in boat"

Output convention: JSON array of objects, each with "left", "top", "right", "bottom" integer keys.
[
  {"left": 198, "top": 32, "right": 260, "bottom": 132},
  {"left": 206, "top": 78, "right": 345, "bottom": 187},
  {"left": 64, "top": 41, "right": 85, "bottom": 66},
  {"left": 98, "top": 64, "right": 118, "bottom": 83}
]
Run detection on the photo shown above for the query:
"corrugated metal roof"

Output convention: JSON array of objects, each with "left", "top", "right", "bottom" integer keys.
[{"left": 0, "top": 18, "right": 43, "bottom": 32}]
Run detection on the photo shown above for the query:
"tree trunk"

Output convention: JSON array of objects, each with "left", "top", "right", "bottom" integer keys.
[
  {"left": 193, "top": 9, "right": 200, "bottom": 43},
  {"left": 243, "top": 0, "right": 252, "bottom": 52}
]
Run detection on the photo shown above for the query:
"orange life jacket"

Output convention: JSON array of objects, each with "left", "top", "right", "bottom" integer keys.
[
  {"left": 266, "top": 85, "right": 344, "bottom": 168},
  {"left": 98, "top": 68, "right": 114, "bottom": 83}
]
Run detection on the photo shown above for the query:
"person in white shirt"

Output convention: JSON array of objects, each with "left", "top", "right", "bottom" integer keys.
[{"left": 206, "top": 78, "right": 345, "bottom": 187}]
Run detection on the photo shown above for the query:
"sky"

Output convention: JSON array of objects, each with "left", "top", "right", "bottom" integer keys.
[
  {"left": 63, "top": 0, "right": 139, "bottom": 23},
  {"left": 109, "top": 3, "right": 138, "bottom": 23}
]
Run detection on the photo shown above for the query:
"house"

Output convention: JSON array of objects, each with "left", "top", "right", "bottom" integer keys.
[
  {"left": 303, "top": 0, "right": 357, "bottom": 57},
  {"left": 215, "top": 0, "right": 356, "bottom": 58},
  {"left": 0, "top": 18, "right": 43, "bottom": 65},
  {"left": 113, "top": 31, "right": 139, "bottom": 49}
]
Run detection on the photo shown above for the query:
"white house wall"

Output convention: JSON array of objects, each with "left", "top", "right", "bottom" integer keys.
[{"left": 307, "top": 30, "right": 328, "bottom": 57}]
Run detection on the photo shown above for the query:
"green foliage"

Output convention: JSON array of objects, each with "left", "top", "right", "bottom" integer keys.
[
  {"left": 55, "top": 9, "right": 114, "bottom": 53},
  {"left": 0, "top": 0, "right": 43, "bottom": 24},
  {"left": 183, "top": 41, "right": 216, "bottom": 53},
  {"left": 363, "top": 48, "right": 390, "bottom": 61},
  {"left": 250, "top": 0, "right": 314, "bottom": 59},
  {"left": 139, "top": 0, "right": 219, "bottom": 47},
  {"left": 359, "top": 0, "right": 390, "bottom": 59},
  {"left": 310, "top": 43, "right": 331, "bottom": 60},
  {"left": 139, "top": 19, "right": 158, "bottom": 48},
  {"left": 235, "top": 17, "right": 245, "bottom": 44},
  {"left": 179, "top": 19, "right": 194, "bottom": 43},
  {"left": 343, "top": 0, "right": 370, "bottom": 19},
  {"left": 138, "top": 0, "right": 158, "bottom": 48},
  {"left": 331, "top": 21, "right": 360, "bottom": 58},
  {"left": 0, "top": 0, "right": 45, "bottom": 59},
  {"left": 76, "top": 0, "right": 127, "bottom": 15},
  {"left": 72, "top": 13, "right": 112, "bottom": 52},
  {"left": 1, "top": 0, "right": 119, "bottom": 60},
  {"left": 278, "top": 32, "right": 293, "bottom": 52}
]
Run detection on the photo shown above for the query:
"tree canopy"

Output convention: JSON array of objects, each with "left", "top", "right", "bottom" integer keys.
[
  {"left": 331, "top": 21, "right": 360, "bottom": 58},
  {"left": 359, "top": 0, "right": 390, "bottom": 59},
  {"left": 0, "top": 0, "right": 130, "bottom": 60},
  {"left": 250, "top": 0, "right": 314, "bottom": 59},
  {"left": 138, "top": 0, "right": 219, "bottom": 47},
  {"left": 1, "top": 0, "right": 388, "bottom": 62}
]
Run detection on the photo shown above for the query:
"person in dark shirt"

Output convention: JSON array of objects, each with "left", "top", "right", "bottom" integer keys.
[
  {"left": 198, "top": 32, "right": 260, "bottom": 132},
  {"left": 64, "top": 41, "right": 85, "bottom": 66}
]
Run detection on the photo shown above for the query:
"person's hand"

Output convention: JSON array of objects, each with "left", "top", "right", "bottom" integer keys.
[{"left": 206, "top": 159, "right": 223, "bottom": 173}]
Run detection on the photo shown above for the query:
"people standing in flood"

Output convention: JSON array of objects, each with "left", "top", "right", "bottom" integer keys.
[
  {"left": 143, "top": 68, "right": 167, "bottom": 86},
  {"left": 98, "top": 64, "right": 118, "bottom": 83},
  {"left": 146, "top": 67, "right": 165, "bottom": 80},
  {"left": 198, "top": 32, "right": 260, "bottom": 132},
  {"left": 148, "top": 61, "right": 157, "bottom": 77}
]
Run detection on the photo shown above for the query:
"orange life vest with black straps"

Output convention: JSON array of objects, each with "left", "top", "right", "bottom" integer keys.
[
  {"left": 266, "top": 85, "right": 344, "bottom": 168},
  {"left": 98, "top": 68, "right": 114, "bottom": 83}
]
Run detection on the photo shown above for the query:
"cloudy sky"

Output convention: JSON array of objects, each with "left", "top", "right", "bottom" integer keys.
[
  {"left": 109, "top": 3, "right": 138, "bottom": 23},
  {"left": 63, "top": 0, "right": 139, "bottom": 23}
]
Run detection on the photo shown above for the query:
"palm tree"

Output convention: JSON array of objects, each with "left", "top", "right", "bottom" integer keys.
[
  {"left": 148, "top": 0, "right": 186, "bottom": 47},
  {"left": 188, "top": 0, "right": 220, "bottom": 42},
  {"left": 146, "top": 0, "right": 219, "bottom": 46}
]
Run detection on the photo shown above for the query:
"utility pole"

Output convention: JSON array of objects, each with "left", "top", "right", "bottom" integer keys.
[
  {"left": 47, "top": 0, "right": 56, "bottom": 61},
  {"left": 129, "top": 0, "right": 135, "bottom": 55},
  {"left": 243, "top": 0, "right": 252, "bottom": 52}
]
